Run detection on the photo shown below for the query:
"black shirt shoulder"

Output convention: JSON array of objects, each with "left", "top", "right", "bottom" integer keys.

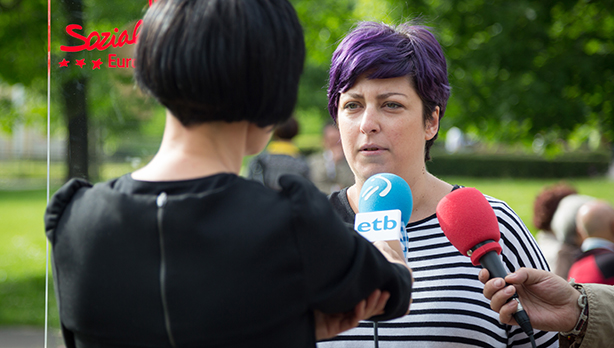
[{"left": 327, "top": 187, "right": 355, "bottom": 225}]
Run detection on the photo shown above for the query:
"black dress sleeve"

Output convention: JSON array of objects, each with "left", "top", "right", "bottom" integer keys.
[
  {"left": 279, "top": 175, "right": 412, "bottom": 321},
  {"left": 44, "top": 178, "right": 93, "bottom": 241},
  {"left": 43, "top": 178, "right": 92, "bottom": 348}
]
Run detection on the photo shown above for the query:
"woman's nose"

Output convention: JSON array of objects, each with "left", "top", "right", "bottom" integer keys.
[{"left": 359, "top": 106, "right": 381, "bottom": 134}]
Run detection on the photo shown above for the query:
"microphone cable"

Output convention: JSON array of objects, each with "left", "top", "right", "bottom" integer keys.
[
  {"left": 372, "top": 321, "right": 379, "bottom": 348},
  {"left": 508, "top": 295, "right": 537, "bottom": 348}
]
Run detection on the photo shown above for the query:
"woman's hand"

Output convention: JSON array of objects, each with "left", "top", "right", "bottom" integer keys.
[
  {"left": 373, "top": 240, "right": 411, "bottom": 272},
  {"left": 315, "top": 289, "right": 390, "bottom": 341}
]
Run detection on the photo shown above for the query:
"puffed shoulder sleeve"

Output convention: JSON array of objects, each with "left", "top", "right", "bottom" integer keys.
[
  {"left": 279, "top": 175, "right": 412, "bottom": 321},
  {"left": 44, "top": 178, "right": 93, "bottom": 241}
]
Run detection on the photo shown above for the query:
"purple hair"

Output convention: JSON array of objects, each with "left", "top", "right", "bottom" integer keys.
[{"left": 327, "top": 22, "right": 451, "bottom": 160}]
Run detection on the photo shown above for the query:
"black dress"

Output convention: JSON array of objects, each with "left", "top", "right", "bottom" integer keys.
[{"left": 45, "top": 173, "right": 412, "bottom": 348}]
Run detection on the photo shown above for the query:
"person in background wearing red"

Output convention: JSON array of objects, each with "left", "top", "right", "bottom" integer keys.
[{"left": 568, "top": 200, "right": 614, "bottom": 285}]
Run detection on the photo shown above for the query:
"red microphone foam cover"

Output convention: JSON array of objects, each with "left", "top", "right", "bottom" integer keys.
[{"left": 436, "top": 187, "right": 502, "bottom": 265}]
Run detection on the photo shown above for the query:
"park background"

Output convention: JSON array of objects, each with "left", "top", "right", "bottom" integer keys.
[{"left": 0, "top": 0, "right": 613, "bottom": 340}]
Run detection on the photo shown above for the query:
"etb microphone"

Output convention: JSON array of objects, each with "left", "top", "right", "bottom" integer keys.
[
  {"left": 355, "top": 173, "right": 412, "bottom": 257},
  {"left": 436, "top": 187, "right": 536, "bottom": 345}
]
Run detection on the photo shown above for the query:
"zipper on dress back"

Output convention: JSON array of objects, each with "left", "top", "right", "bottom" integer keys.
[{"left": 156, "top": 192, "right": 177, "bottom": 348}]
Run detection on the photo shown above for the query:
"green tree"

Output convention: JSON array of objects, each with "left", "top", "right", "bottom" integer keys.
[
  {"left": 387, "top": 0, "right": 614, "bottom": 153},
  {"left": 1, "top": 0, "right": 156, "bottom": 180},
  {"left": 0, "top": 0, "right": 47, "bottom": 133},
  {"left": 1, "top": 0, "right": 612, "bottom": 182}
]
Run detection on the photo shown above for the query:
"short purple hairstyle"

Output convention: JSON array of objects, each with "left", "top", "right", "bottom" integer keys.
[{"left": 328, "top": 22, "right": 451, "bottom": 161}]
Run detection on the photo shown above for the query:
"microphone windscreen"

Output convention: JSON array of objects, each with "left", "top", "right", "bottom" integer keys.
[
  {"left": 436, "top": 187, "right": 501, "bottom": 258},
  {"left": 358, "top": 173, "right": 413, "bottom": 226}
]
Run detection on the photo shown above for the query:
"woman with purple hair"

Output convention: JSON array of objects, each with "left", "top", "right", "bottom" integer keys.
[{"left": 319, "top": 22, "right": 558, "bottom": 347}]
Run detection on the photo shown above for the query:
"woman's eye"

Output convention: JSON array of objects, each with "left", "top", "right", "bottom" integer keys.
[
  {"left": 384, "top": 102, "right": 401, "bottom": 109},
  {"left": 344, "top": 102, "right": 360, "bottom": 110}
]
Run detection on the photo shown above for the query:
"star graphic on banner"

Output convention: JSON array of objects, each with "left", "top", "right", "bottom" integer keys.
[
  {"left": 75, "top": 59, "right": 86, "bottom": 68},
  {"left": 92, "top": 58, "right": 103, "bottom": 70},
  {"left": 58, "top": 58, "right": 69, "bottom": 67}
]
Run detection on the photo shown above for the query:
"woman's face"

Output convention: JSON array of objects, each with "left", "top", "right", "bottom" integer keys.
[{"left": 337, "top": 74, "right": 439, "bottom": 184}]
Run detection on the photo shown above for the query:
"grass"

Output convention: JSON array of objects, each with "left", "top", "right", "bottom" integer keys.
[
  {"left": 0, "top": 161, "right": 138, "bottom": 328},
  {"left": 0, "top": 189, "right": 59, "bottom": 327},
  {"left": 439, "top": 176, "right": 614, "bottom": 231},
  {"left": 1, "top": 161, "right": 613, "bottom": 327},
  {"left": 0, "top": 160, "right": 143, "bottom": 191},
  {"left": 0, "top": 160, "right": 65, "bottom": 180}
]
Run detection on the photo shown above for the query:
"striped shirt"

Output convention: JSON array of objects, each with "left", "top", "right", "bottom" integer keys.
[{"left": 319, "top": 187, "right": 559, "bottom": 348}]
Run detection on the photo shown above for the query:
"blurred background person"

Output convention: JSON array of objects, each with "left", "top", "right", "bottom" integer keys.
[
  {"left": 551, "top": 194, "right": 595, "bottom": 279},
  {"left": 532, "top": 182, "right": 577, "bottom": 269},
  {"left": 247, "top": 116, "right": 311, "bottom": 190},
  {"left": 308, "top": 123, "right": 354, "bottom": 194},
  {"left": 568, "top": 200, "right": 614, "bottom": 284}
]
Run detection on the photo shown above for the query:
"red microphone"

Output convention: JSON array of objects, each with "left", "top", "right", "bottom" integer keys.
[
  {"left": 436, "top": 187, "right": 503, "bottom": 272},
  {"left": 436, "top": 187, "right": 536, "bottom": 347}
]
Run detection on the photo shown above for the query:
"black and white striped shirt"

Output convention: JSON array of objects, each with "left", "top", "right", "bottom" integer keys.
[{"left": 319, "top": 187, "right": 559, "bottom": 348}]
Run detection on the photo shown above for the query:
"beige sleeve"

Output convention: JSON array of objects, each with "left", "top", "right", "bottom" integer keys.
[{"left": 576, "top": 283, "right": 614, "bottom": 348}]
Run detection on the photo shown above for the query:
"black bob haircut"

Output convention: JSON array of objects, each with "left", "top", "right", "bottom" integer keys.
[{"left": 135, "top": 0, "right": 305, "bottom": 128}]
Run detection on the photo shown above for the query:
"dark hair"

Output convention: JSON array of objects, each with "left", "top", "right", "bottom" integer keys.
[
  {"left": 135, "top": 0, "right": 305, "bottom": 127},
  {"left": 273, "top": 116, "right": 299, "bottom": 140},
  {"left": 533, "top": 182, "right": 577, "bottom": 231},
  {"left": 328, "top": 21, "right": 450, "bottom": 161}
]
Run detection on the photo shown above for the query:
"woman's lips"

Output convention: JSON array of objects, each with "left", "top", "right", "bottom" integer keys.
[{"left": 359, "top": 144, "right": 387, "bottom": 154}]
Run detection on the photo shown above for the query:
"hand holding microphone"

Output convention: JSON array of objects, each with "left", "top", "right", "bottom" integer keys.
[
  {"left": 478, "top": 268, "right": 583, "bottom": 333},
  {"left": 372, "top": 241, "right": 405, "bottom": 268},
  {"left": 355, "top": 173, "right": 413, "bottom": 266},
  {"left": 436, "top": 187, "right": 537, "bottom": 347}
]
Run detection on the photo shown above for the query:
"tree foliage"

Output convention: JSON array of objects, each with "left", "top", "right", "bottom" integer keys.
[
  {"left": 0, "top": 0, "right": 47, "bottom": 133},
  {"left": 292, "top": 0, "right": 614, "bottom": 152},
  {"left": 0, "top": 0, "right": 612, "bottom": 179},
  {"left": 388, "top": 0, "right": 614, "bottom": 153}
]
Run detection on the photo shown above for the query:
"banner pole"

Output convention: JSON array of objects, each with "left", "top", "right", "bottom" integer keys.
[{"left": 45, "top": 0, "right": 51, "bottom": 347}]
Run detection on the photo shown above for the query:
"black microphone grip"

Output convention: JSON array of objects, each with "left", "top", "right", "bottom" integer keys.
[
  {"left": 480, "top": 251, "right": 534, "bottom": 337},
  {"left": 480, "top": 250, "right": 508, "bottom": 279}
]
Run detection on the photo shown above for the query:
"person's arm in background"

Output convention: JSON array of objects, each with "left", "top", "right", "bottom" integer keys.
[{"left": 479, "top": 267, "right": 614, "bottom": 348}]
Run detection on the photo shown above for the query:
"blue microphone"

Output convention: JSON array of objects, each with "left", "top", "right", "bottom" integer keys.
[{"left": 355, "top": 173, "right": 413, "bottom": 258}]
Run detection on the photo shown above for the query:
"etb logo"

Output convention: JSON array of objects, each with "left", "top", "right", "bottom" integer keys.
[{"left": 354, "top": 210, "right": 402, "bottom": 242}]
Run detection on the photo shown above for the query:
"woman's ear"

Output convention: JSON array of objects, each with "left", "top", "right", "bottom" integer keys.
[{"left": 425, "top": 106, "right": 440, "bottom": 141}]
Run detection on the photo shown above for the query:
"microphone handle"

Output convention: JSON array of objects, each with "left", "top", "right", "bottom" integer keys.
[
  {"left": 479, "top": 250, "right": 508, "bottom": 279},
  {"left": 479, "top": 251, "right": 534, "bottom": 338}
]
